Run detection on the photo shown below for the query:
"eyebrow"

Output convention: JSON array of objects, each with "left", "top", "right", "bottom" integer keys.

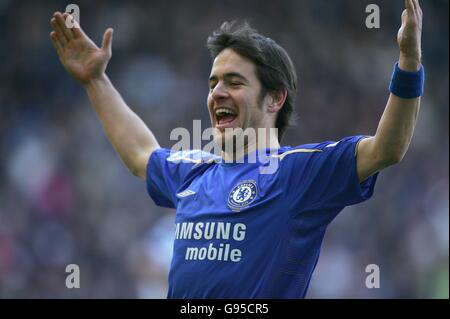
[{"left": 209, "top": 72, "right": 249, "bottom": 84}]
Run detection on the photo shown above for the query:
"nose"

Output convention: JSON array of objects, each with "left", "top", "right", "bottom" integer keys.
[{"left": 211, "top": 82, "right": 229, "bottom": 102}]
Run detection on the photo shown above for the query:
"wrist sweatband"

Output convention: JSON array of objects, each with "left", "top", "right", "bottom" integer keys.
[{"left": 389, "top": 62, "right": 425, "bottom": 99}]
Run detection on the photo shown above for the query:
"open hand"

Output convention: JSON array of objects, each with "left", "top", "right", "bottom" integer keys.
[
  {"left": 50, "top": 12, "right": 113, "bottom": 85},
  {"left": 397, "top": 0, "right": 423, "bottom": 71}
]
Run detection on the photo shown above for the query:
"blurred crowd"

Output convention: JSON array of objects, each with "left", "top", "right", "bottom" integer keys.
[{"left": 0, "top": 0, "right": 448, "bottom": 298}]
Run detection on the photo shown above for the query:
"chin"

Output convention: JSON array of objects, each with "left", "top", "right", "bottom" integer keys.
[{"left": 217, "top": 127, "right": 254, "bottom": 154}]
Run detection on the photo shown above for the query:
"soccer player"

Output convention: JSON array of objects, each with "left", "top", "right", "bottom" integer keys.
[{"left": 50, "top": 0, "right": 424, "bottom": 298}]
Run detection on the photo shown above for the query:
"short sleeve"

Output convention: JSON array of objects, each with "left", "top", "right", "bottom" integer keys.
[
  {"left": 146, "top": 149, "right": 218, "bottom": 208},
  {"left": 281, "top": 136, "right": 378, "bottom": 215}
]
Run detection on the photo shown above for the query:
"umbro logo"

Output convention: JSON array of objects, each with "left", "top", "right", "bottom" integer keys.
[{"left": 176, "top": 189, "right": 196, "bottom": 198}]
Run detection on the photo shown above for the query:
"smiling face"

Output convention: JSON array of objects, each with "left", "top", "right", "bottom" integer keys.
[{"left": 208, "top": 48, "right": 273, "bottom": 150}]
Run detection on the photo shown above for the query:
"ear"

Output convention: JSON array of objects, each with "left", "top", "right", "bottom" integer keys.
[{"left": 266, "top": 89, "right": 287, "bottom": 113}]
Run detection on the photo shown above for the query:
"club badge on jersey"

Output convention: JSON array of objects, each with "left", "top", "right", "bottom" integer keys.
[{"left": 227, "top": 180, "right": 258, "bottom": 212}]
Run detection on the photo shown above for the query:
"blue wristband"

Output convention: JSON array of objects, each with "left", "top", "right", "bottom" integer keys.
[{"left": 389, "top": 62, "right": 425, "bottom": 99}]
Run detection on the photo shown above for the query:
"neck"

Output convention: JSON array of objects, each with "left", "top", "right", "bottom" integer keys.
[{"left": 221, "top": 128, "right": 280, "bottom": 162}]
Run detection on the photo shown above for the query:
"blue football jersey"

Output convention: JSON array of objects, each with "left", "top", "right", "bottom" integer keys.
[{"left": 146, "top": 135, "right": 378, "bottom": 298}]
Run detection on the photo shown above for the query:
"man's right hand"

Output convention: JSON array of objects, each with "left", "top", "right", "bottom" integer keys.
[{"left": 50, "top": 12, "right": 113, "bottom": 86}]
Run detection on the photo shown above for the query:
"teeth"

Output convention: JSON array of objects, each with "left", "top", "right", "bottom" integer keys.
[{"left": 215, "top": 108, "right": 236, "bottom": 117}]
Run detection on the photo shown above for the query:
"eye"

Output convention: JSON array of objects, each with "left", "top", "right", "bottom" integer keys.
[{"left": 230, "top": 82, "right": 242, "bottom": 87}]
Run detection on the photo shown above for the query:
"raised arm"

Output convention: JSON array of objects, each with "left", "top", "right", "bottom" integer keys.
[
  {"left": 356, "top": 0, "right": 423, "bottom": 182},
  {"left": 50, "top": 12, "right": 159, "bottom": 180}
]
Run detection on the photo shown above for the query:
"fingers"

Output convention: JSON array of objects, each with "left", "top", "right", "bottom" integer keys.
[
  {"left": 50, "top": 14, "right": 68, "bottom": 46},
  {"left": 403, "top": 0, "right": 423, "bottom": 25},
  {"left": 62, "top": 12, "right": 86, "bottom": 39},
  {"left": 50, "top": 12, "right": 79, "bottom": 45},
  {"left": 405, "top": 0, "right": 423, "bottom": 19},
  {"left": 101, "top": 28, "right": 114, "bottom": 54},
  {"left": 50, "top": 30, "right": 64, "bottom": 56},
  {"left": 57, "top": 12, "right": 75, "bottom": 40},
  {"left": 58, "top": 11, "right": 87, "bottom": 39},
  {"left": 405, "top": 0, "right": 414, "bottom": 13},
  {"left": 413, "top": 0, "right": 423, "bottom": 17},
  {"left": 70, "top": 18, "right": 84, "bottom": 38}
]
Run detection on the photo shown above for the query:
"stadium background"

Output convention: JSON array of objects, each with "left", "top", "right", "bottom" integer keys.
[{"left": 0, "top": 0, "right": 448, "bottom": 298}]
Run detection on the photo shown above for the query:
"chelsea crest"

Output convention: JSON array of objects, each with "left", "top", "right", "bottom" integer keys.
[{"left": 228, "top": 180, "right": 258, "bottom": 211}]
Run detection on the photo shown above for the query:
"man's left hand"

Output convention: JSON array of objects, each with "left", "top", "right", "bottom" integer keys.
[{"left": 398, "top": 0, "right": 423, "bottom": 71}]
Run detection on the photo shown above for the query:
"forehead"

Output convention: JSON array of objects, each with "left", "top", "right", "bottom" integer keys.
[{"left": 210, "top": 48, "right": 258, "bottom": 81}]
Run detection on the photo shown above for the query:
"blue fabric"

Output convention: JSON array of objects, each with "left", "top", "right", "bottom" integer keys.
[
  {"left": 146, "top": 135, "right": 378, "bottom": 298},
  {"left": 389, "top": 62, "right": 425, "bottom": 99}
]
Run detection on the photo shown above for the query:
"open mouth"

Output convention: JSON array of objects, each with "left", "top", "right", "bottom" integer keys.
[{"left": 215, "top": 107, "right": 238, "bottom": 128}]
